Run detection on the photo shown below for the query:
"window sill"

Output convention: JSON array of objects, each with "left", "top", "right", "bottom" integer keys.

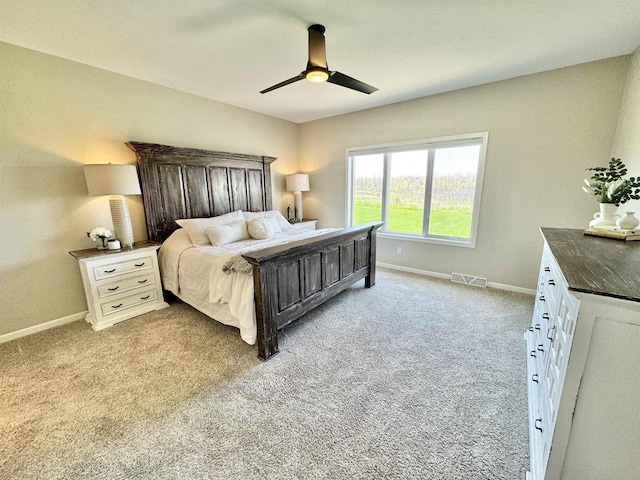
[{"left": 378, "top": 232, "right": 476, "bottom": 248}]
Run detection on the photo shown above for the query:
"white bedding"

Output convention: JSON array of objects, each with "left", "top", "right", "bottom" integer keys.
[{"left": 159, "top": 226, "right": 337, "bottom": 345}]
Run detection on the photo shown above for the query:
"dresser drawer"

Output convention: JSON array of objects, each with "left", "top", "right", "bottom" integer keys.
[
  {"left": 100, "top": 288, "right": 158, "bottom": 316},
  {"left": 93, "top": 255, "right": 153, "bottom": 280},
  {"left": 96, "top": 273, "right": 156, "bottom": 299}
]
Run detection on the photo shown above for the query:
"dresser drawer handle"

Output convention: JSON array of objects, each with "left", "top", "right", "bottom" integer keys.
[
  {"left": 140, "top": 295, "right": 150, "bottom": 300},
  {"left": 539, "top": 296, "right": 545, "bottom": 302},
  {"left": 532, "top": 374, "right": 539, "bottom": 383},
  {"left": 535, "top": 323, "right": 541, "bottom": 331},
  {"left": 542, "top": 313, "right": 549, "bottom": 320},
  {"left": 535, "top": 418, "right": 543, "bottom": 432},
  {"left": 528, "top": 326, "right": 533, "bottom": 332},
  {"left": 547, "top": 326, "right": 556, "bottom": 341},
  {"left": 111, "top": 303, "right": 123, "bottom": 309},
  {"left": 137, "top": 279, "right": 148, "bottom": 284},
  {"left": 548, "top": 280, "right": 555, "bottom": 286},
  {"left": 544, "top": 267, "right": 550, "bottom": 272},
  {"left": 107, "top": 286, "right": 120, "bottom": 291},
  {"left": 135, "top": 262, "right": 146, "bottom": 267},
  {"left": 104, "top": 268, "right": 116, "bottom": 273},
  {"left": 530, "top": 350, "right": 536, "bottom": 358},
  {"left": 537, "top": 344, "right": 544, "bottom": 352}
]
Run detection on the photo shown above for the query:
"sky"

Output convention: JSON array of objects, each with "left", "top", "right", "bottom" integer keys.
[{"left": 353, "top": 145, "right": 480, "bottom": 178}]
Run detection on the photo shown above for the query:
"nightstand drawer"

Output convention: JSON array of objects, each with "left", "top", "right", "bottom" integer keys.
[
  {"left": 93, "top": 255, "right": 153, "bottom": 280},
  {"left": 100, "top": 287, "right": 158, "bottom": 316},
  {"left": 96, "top": 273, "right": 156, "bottom": 299}
]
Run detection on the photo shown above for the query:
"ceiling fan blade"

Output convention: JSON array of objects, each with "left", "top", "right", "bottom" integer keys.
[
  {"left": 327, "top": 71, "right": 378, "bottom": 94},
  {"left": 260, "top": 73, "right": 305, "bottom": 94},
  {"left": 307, "top": 24, "right": 327, "bottom": 68}
]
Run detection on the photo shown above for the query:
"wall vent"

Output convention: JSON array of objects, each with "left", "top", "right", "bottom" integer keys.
[{"left": 451, "top": 272, "right": 487, "bottom": 288}]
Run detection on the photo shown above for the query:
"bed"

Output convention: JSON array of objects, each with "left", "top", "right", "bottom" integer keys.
[{"left": 128, "top": 141, "right": 382, "bottom": 360}]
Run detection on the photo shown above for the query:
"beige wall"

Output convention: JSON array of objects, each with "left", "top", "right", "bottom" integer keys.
[
  {"left": 0, "top": 42, "right": 299, "bottom": 336},
  {"left": 612, "top": 46, "right": 640, "bottom": 214},
  {"left": 298, "top": 57, "right": 629, "bottom": 289}
]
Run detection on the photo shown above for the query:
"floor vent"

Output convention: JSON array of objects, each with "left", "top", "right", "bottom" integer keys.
[{"left": 451, "top": 272, "right": 488, "bottom": 288}]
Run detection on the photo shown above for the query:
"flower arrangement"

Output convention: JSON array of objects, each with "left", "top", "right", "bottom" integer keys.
[
  {"left": 582, "top": 158, "right": 640, "bottom": 206},
  {"left": 87, "top": 227, "right": 112, "bottom": 249}
]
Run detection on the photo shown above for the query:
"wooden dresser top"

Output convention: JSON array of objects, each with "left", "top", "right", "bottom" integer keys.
[
  {"left": 69, "top": 240, "right": 161, "bottom": 260},
  {"left": 541, "top": 228, "right": 640, "bottom": 303}
]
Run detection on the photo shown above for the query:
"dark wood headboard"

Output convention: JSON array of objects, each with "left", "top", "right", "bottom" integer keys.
[{"left": 127, "top": 142, "right": 276, "bottom": 243}]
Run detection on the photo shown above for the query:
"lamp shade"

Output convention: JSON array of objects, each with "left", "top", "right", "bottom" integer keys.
[
  {"left": 286, "top": 173, "right": 310, "bottom": 192},
  {"left": 84, "top": 164, "right": 141, "bottom": 196}
]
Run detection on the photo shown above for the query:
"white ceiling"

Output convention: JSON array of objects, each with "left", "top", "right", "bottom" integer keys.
[{"left": 1, "top": 0, "right": 639, "bottom": 124}]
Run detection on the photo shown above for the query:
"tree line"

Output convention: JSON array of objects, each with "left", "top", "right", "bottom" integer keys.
[{"left": 354, "top": 173, "right": 476, "bottom": 206}]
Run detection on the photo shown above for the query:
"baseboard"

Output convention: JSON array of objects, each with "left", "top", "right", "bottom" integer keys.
[
  {"left": 486, "top": 280, "right": 536, "bottom": 295},
  {"left": 0, "top": 311, "right": 87, "bottom": 344},
  {"left": 377, "top": 262, "right": 535, "bottom": 295},
  {"left": 377, "top": 262, "right": 451, "bottom": 280}
]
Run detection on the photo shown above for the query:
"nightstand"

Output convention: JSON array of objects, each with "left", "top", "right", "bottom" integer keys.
[
  {"left": 290, "top": 219, "right": 318, "bottom": 231},
  {"left": 69, "top": 241, "right": 169, "bottom": 330}
]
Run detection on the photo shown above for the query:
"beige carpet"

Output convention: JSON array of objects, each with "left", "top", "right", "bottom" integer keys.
[{"left": 1, "top": 268, "right": 532, "bottom": 479}]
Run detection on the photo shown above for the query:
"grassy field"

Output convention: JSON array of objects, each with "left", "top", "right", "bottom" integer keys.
[{"left": 354, "top": 199, "right": 472, "bottom": 238}]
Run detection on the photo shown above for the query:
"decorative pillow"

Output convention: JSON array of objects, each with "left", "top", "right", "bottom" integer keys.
[
  {"left": 176, "top": 210, "right": 244, "bottom": 246},
  {"left": 205, "top": 220, "right": 250, "bottom": 246},
  {"left": 243, "top": 210, "right": 290, "bottom": 231},
  {"left": 247, "top": 217, "right": 276, "bottom": 240}
]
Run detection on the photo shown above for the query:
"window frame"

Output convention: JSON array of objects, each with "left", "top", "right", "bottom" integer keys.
[{"left": 345, "top": 132, "right": 489, "bottom": 248}]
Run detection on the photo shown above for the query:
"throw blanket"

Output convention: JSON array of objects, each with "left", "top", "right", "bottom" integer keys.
[{"left": 222, "top": 255, "right": 253, "bottom": 275}]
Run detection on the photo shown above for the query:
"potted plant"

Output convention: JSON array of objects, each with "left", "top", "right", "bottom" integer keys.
[{"left": 583, "top": 158, "right": 640, "bottom": 227}]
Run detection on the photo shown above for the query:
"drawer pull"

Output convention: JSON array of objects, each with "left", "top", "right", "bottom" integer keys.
[
  {"left": 137, "top": 279, "right": 148, "bottom": 284},
  {"left": 104, "top": 268, "right": 116, "bottom": 273},
  {"left": 530, "top": 350, "right": 536, "bottom": 358},
  {"left": 111, "top": 303, "right": 123, "bottom": 309},
  {"left": 535, "top": 323, "right": 541, "bottom": 331},
  {"left": 537, "top": 344, "right": 544, "bottom": 352},
  {"left": 135, "top": 262, "right": 146, "bottom": 267},
  {"left": 539, "top": 295, "right": 545, "bottom": 302},
  {"left": 528, "top": 326, "right": 533, "bottom": 332},
  {"left": 548, "top": 280, "right": 555, "bottom": 286},
  {"left": 544, "top": 267, "right": 550, "bottom": 272},
  {"left": 107, "top": 286, "right": 120, "bottom": 291},
  {"left": 542, "top": 313, "right": 549, "bottom": 320},
  {"left": 532, "top": 374, "right": 539, "bottom": 383},
  {"left": 547, "top": 326, "right": 556, "bottom": 341},
  {"left": 535, "top": 418, "right": 543, "bottom": 432},
  {"left": 140, "top": 295, "right": 150, "bottom": 300}
]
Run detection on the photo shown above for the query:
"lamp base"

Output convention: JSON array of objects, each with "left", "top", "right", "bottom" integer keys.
[
  {"left": 294, "top": 191, "right": 303, "bottom": 222},
  {"left": 109, "top": 196, "right": 134, "bottom": 247}
]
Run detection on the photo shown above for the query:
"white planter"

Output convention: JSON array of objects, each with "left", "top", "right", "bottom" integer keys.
[{"left": 589, "top": 203, "right": 620, "bottom": 227}]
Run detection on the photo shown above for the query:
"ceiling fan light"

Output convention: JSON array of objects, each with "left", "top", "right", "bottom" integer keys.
[{"left": 306, "top": 69, "right": 329, "bottom": 83}]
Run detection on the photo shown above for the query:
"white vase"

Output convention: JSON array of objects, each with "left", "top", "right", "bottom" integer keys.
[
  {"left": 589, "top": 203, "right": 620, "bottom": 227},
  {"left": 616, "top": 212, "right": 640, "bottom": 230}
]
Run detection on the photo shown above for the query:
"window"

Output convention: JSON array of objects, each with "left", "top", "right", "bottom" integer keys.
[{"left": 347, "top": 132, "right": 488, "bottom": 247}]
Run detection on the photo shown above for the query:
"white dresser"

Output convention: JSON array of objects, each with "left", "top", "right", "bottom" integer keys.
[
  {"left": 70, "top": 241, "right": 169, "bottom": 330},
  {"left": 526, "top": 228, "right": 640, "bottom": 480}
]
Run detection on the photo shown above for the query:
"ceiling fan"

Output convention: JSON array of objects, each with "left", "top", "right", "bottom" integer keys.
[{"left": 260, "top": 24, "right": 378, "bottom": 95}]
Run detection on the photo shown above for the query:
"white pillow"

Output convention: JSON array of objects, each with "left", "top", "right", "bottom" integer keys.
[
  {"left": 243, "top": 210, "right": 290, "bottom": 231},
  {"left": 247, "top": 217, "right": 276, "bottom": 240},
  {"left": 205, "top": 220, "right": 250, "bottom": 246},
  {"left": 176, "top": 210, "right": 244, "bottom": 246}
]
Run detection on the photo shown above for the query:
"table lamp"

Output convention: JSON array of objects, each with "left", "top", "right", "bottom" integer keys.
[
  {"left": 286, "top": 173, "right": 310, "bottom": 222},
  {"left": 84, "top": 164, "right": 142, "bottom": 247}
]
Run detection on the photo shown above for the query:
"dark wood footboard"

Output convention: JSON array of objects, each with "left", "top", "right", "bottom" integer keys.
[{"left": 242, "top": 222, "right": 383, "bottom": 360}]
